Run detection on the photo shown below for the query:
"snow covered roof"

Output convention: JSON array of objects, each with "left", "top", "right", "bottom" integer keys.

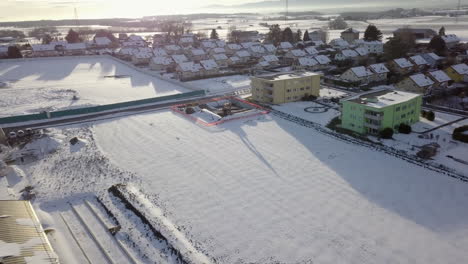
[
  {"left": 410, "top": 55, "right": 429, "bottom": 66},
  {"left": 425, "top": 52, "right": 441, "bottom": 61},
  {"left": 165, "top": 45, "right": 181, "bottom": 51},
  {"left": 200, "top": 59, "right": 219, "bottom": 70},
  {"left": 263, "top": 44, "right": 276, "bottom": 52},
  {"left": 345, "top": 88, "right": 420, "bottom": 108},
  {"left": 427, "top": 70, "right": 451, "bottom": 83},
  {"left": 330, "top": 38, "right": 349, "bottom": 47},
  {"left": 258, "top": 61, "right": 270, "bottom": 67},
  {"left": 153, "top": 48, "right": 167, "bottom": 56},
  {"left": 191, "top": 49, "right": 206, "bottom": 56},
  {"left": 236, "top": 50, "right": 251, "bottom": 58},
  {"left": 212, "top": 53, "right": 228, "bottom": 61},
  {"left": 178, "top": 61, "right": 203, "bottom": 72},
  {"left": 312, "top": 40, "right": 325, "bottom": 46},
  {"left": 441, "top": 34, "right": 460, "bottom": 43},
  {"left": 250, "top": 45, "right": 266, "bottom": 53},
  {"left": 65, "top": 43, "right": 86, "bottom": 50},
  {"left": 31, "top": 44, "right": 55, "bottom": 51},
  {"left": 305, "top": 47, "right": 319, "bottom": 55},
  {"left": 212, "top": 47, "right": 226, "bottom": 54},
  {"left": 342, "top": 28, "right": 360, "bottom": 34},
  {"left": 262, "top": 55, "right": 279, "bottom": 62},
  {"left": 350, "top": 66, "right": 374, "bottom": 78},
  {"left": 314, "top": 55, "right": 331, "bottom": 64},
  {"left": 354, "top": 47, "right": 369, "bottom": 56},
  {"left": 241, "top": 42, "right": 255, "bottom": 49},
  {"left": 410, "top": 73, "right": 435, "bottom": 87},
  {"left": 451, "top": 63, "right": 468, "bottom": 75},
  {"left": 118, "top": 47, "right": 136, "bottom": 55},
  {"left": 201, "top": 41, "right": 216, "bottom": 49},
  {"left": 171, "top": 54, "right": 189, "bottom": 64},
  {"left": 133, "top": 51, "right": 152, "bottom": 59},
  {"left": 229, "top": 56, "right": 240, "bottom": 62},
  {"left": 393, "top": 58, "right": 413, "bottom": 68},
  {"left": 290, "top": 49, "right": 307, "bottom": 57},
  {"left": 216, "top": 40, "right": 226, "bottom": 48},
  {"left": 94, "top": 37, "right": 112, "bottom": 46},
  {"left": 0, "top": 45, "right": 8, "bottom": 53},
  {"left": 128, "top": 34, "right": 144, "bottom": 42},
  {"left": 151, "top": 56, "right": 173, "bottom": 65},
  {"left": 179, "top": 37, "right": 194, "bottom": 44},
  {"left": 227, "top": 43, "right": 242, "bottom": 50},
  {"left": 341, "top": 49, "right": 359, "bottom": 57},
  {"left": 298, "top": 57, "right": 318, "bottom": 66},
  {"left": 369, "top": 63, "right": 390, "bottom": 74},
  {"left": 280, "top": 42, "right": 293, "bottom": 49}
]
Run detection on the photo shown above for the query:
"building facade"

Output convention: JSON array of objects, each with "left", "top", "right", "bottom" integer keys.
[
  {"left": 251, "top": 72, "right": 320, "bottom": 104},
  {"left": 341, "top": 89, "right": 422, "bottom": 135}
]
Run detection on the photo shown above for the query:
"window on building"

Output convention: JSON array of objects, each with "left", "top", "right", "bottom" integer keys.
[
  {"left": 287, "top": 89, "right": 291, "bottom": 92},
  {"left": 396, "top": 107, "right": 400, "bottom": 111},
  {"left": 306, "top": 86, "right": 310, "bottom": 90},
  {"left": 300, "top": 88, "right": 304, "bottom": 91},
  {"left": 287, "top": 97, "right": 291, "bottom": 100},
  {"left": 401, "top": 114, "right": 406, "bottom": 118}
]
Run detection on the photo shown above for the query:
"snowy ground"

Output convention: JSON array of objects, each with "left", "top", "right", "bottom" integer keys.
[
  {"left": 0, "top": 56, "right": 190, "bottom": 117},
  {"left": 191, "top": 15, "right": 468, "bottom": 42},
  {"left": 2, "top": 102, "right": 468, "bottom": 263},
  {"left": 187, "top": 75, "right": 251, "bottom": 94},
  {"left": 88, "top": 109, "right": 468, "bottom": 263},
  {"left": 376, "top": 111, "right": 468, "bottom": 175}
]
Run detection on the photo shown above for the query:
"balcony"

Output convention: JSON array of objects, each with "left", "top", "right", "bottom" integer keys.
[
  {"left": 364, "top": 113, "right": 383, "bottom": 120},
  {"left": 364, "top": 122, "right": 381, "bottom": 130},
  {"left": 264, "top": 92, "right": 274, "bottom": 98}
]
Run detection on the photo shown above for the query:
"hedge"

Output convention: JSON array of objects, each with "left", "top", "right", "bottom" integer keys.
[{"left": 453, "top": 125, "right": 468, "bottom": 143}]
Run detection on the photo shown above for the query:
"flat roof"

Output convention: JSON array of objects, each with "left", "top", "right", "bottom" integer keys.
[
  {"left": 254, "top": 71, "right": 320, "bottom": 81},
  {"left": 343, "top": 88, "right": 420, "bottom": 108},
  {"left": 0, "top": 200, "right": 59, "bottom": 263}
]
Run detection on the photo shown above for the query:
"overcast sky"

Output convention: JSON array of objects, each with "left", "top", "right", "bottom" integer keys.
[{"left": 0, "top": 0, "right": 460, "bottom": 22}]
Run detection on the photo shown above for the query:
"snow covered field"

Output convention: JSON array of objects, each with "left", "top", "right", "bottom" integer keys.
[
  {"left": 88, "top": 109, "right": 468, "bottom": 263},
  {"left": 0, "top": 56, "right": 190, "bottom": 117}
]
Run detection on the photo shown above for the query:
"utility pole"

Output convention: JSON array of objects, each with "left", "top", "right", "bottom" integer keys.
[
  {"left": 285, "top": 0, "right": 288, "bottom": 26},
  {"left": 74, "top": 0, "right": 79, "bottom": 26}
]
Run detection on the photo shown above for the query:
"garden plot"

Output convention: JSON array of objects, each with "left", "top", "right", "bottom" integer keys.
[
  {"left": 91, "top": 109, "right": 468, "bottom": 264},
  {"left": 0, "top": 56, "right": 190, "bottom": 117},
  {"left": 376, "top": 111, "right": 468, "bottom": 175}
]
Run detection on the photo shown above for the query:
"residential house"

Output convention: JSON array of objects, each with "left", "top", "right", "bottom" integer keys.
[
  {"left": 354, "top": 47, "right": 369, "bottom": 59},
  {"left": 149, "top": 56, "right": 174, "bottom": 71},
  {"left": 388, "top": 58, "right": 414, "bottom": 75},
  {"left": 427, "top": 70, "right": 452, "bottom": 90},
  {"left": 312, "top": 40, "right": 325, "bottom": 47},
  {"left": 279, "top": 42, "right": 294, "bottom": 51},
  {"left": 164, "top": 45, "right": 182, "bottom": 55},
  {"left": 445, "top": 63, "right": 468, "bottom": 82},
  {"left": 284, "top": 49, "right": 307, "bottom": 62},
  {"left": 176, "top": 62, "right": 204, "bottom": 80},
  {"left": 441, "top": 34, "right": 460, "bottom": 48},
  {"left": 409, "top": 55, "right": 430, "bottom": 71},
  {"left": 228, "top": 56, "right": 241, "bottom": 66},
  {"left": 200, "top": 59, "right": 219, "bottom": 76},
  {"left": 329, "top": 38, "right": 349, "bottom": 49},
  {"left": 304, "top": 46, "right": 319, "bottom": 56},
  {"left": 131, "top": 50, "right": 152, "bottom": 65},
  {"left": 235, "top": 50, "right": 251, "bottom": 63},
  {"left": 179, "top": 36, "right": 194, "bottom": 47},
  {"left": 209, "top": 47, "right": 226, "bottom": 56},
  {"left": 249, "top": 45, "right": 267, "bottom": 57},
  {"left": 340, "top": 88, "right": 422, "bottom": 135},
  {"left": 153, "top": 48, "right": 168, "bottom": 57},
  {"left": 201, "top": 40, "right": 217, "bottom": 50},
  {"left": 395, "top": 74, "right": 435, "bottom": 94},
  {"left": 263, "top": 44, "right": 277, "bottom": 54},
  {"left": 211, "top": 53, "right": 229, "bottom": 68},
  {"left": 334, "top": 49, "right": 359, "bottom": 61},
  {"left": 117, "top": 47, "right": 136, "bottom": 60},
  {"left": 421, "top": 52, "right": 442, "bottom": 67},
  {"left": 340, "top": 66, "right": 375, "bottom": 84},
  {"left": 251, "top": 72, "right": 321, "bottom": 104},
  {"left": 294, "top": 57, "right": 319, "bottom": 70},
  {"left": 216, "top": 40, "right": 226, "bottom": 48},
  {"left": 260, "top": 55, "right": 280, "bottom": 67},
  {"left": 354, "top": 40, "right": 384, "bottom": 54},
  {"left": 230, "top": 30, "right": 260, "bottom": 42},
  {"left": 94, "top": 37, "right": 112, "bottom": 48},
  {"left": 341, "top": 28, "right": 360, "bottom": 44},
  {"left": 64, "top": 43, "right": 86, "bottom": 56},
  {"left": 188, "top": 49, "right": 207, "bottom": 61},
  {"left": 241, "top": 42, "right": 255, "bottom": 49},
  {"left": 171, "top": 54, "right": 189, "bottom": 64},
  {"left": 31, "top": 44, "right": 58, "bottom": 57},
  {"left": 314, "top": 55, "right": 331, "bottom": 68},
  {"left": 309, "top": 29, "right": 328, "bottom": 43},
  {"left": 226, "top": 43, "right": 242, "bottom": 55},
  {"left": 368, "top": 63, "right": 390, "bottom": 82}
]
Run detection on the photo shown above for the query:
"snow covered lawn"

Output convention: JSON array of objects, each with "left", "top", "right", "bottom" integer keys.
[
  {"left": 187, "top": 75, "right": 251, "bottom": 94},
  {"left": 272, "top": 101, "right": 340, "bottom": 126},
  {"left": 0, "top": 56, "right": 190, "bottom": 117},
  {"left": 90, "top": 110, "right": 468, "bottom": 264}
]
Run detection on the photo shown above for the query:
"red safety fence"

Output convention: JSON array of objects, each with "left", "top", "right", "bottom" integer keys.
[{"left": 170, "top": 96, "right": 269, "bottom": 127}]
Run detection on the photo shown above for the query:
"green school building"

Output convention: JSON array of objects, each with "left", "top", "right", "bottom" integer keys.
[{"left": 340, "top": 88, "right": 422, "bottom": 135}]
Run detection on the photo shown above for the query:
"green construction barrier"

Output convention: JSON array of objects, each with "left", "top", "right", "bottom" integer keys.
[{"left": 0, "top": 90, "right": 205, "bottom": 125}]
